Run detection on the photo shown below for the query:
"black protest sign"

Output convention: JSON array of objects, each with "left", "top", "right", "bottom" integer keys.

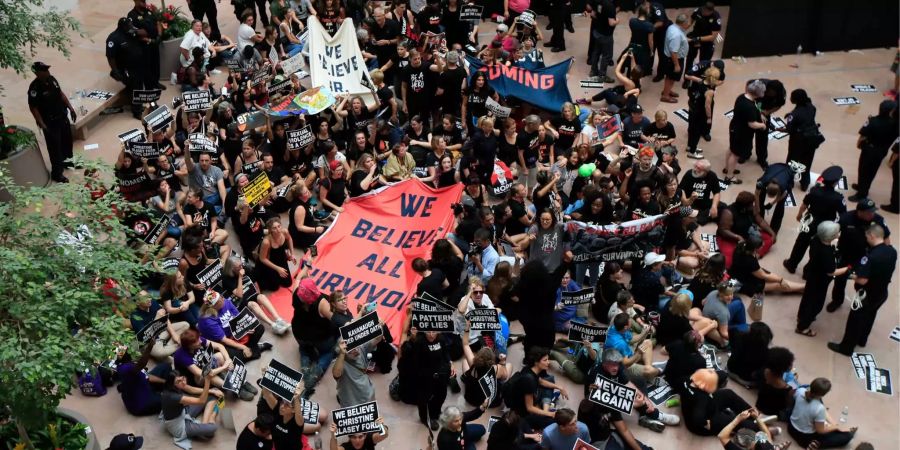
[
  {"left": 460, "top": 4, "right": 483, "bottom": 21},
  {"left": 195, "top": 260, "right": 224, "bottom": 289},
  {"left": 229, "top": 307, "right": 263, "bottom": 340},
  {"left": 466, "top": 308, "right": 501, "bottom": 331},
  {"left": 135, "top": 315, "right": 169, "bottom": 345},
  {"left": 673, "top": 108, "right": 690, "bottom": 122},
  {"left": 193, "top": 341, "right": 216, "bottom": 373},
  {"left": 518, "top": 9, "right": 536, "bottom": 27},
  {"left": 117, "top": 128, "right": 146, "bottom": 143},
  {"left": 126, "top": 141, "right": 162, "bottom": 159},
  {"left": 700, "top": 233, "right": 720, "bottom": 252},
  {"left": 85, "top": 90, "right": 114, "bottom": 100},
  {"left": 143, "top": 105, "right": 173, "bottom": 133},
  {"left": 700, "top": 344, "right": 721, "bottom": 370},
  {"left": 260, "top": 359, "right": 304, "bottom": 402},
  {"left": 332, "top": 401, "right": 380, "bottom": 437},
  {"left": 224, "top": 57, "right": 244, "bottom": 72},
  {"left": 851, "top": 84, "right": 877, "bottom": 93},
  {"left": 142, "top": 214, "right": 170, "bottom": 244},
  {"left": 647, "top": 379, "right": 676, "bottom": 406},
  {"left": 411, "top": 309, "right": 455, "bottom": 332},
  {"left": 579, "top": 80, "right": 605, "bottom": 89},
  {"left": 340, "top": 311, "right": 383, "bottom": 351},
  {"left": 236, "top": 111, "right": 267, "bottom": 133},
  {"left": 182, "top": 90, "right": 212, "bottom": 112},
  {"left": 300, "top": 398, "right": 321, "bottom": 424},
  {"left": 189, "top": 133, "right": 218, "bottom": 153},
  {"left": 117, "top": 171, "right": 154, "bottom": 202},
  {"left": 851, "top": 352, "right": 877, "bottom": 379},
  {"left": 567, "top": 322, "right": 608, "bottom": 342},
  {"left": 560, "top": 287, "right": 594, "bottom": 306},
  {"left": 865, "top": 367, "right": 893, "bottom": 396},
  {"left": 250, "top": 64, "right": 272, "bottom": 87},
  {"left": 161, "top": 257, "right": 180, "bottom": 272},
  {"left": 132, "top": 89, "right": 162, "bottom": 104},
  {"left": 478, "top": 366, "right": 498, "bottom": 402},
  {"left": 287, "top": 125, "right": 314, "bottom": 150},
  {"left": 241, "top": 275, "right": 259, "bottom": 303},
  {"left": 222, "top": 358, "right": 247, "bottom": 393},
  {"left": 412, "top": 296, "right": 454, "bottom": 312},
  {"left": 589, "top": 375, "right": 636, "bottom": 415},
  {"left": 832, "top": 97, "right": 860, "bottom": 105},
  {"left": 268, "top": 77, "right": 293, "bottom": 97},
  {"left": 891, "top": 326, "right": 900, "bottom": 342}
]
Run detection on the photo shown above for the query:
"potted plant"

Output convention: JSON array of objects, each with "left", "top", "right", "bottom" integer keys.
[
  {"left": 0, "top": 159, "right": 146, "bottom": 449},
  {"left": 0, "top": 111, "right": 49, "bottom": 201},
  {"left": 149, "top": 1, "right": 191, "bottom": 81},
  {"left": 1, "top": 408, "right": 100, "bottom": 450}
]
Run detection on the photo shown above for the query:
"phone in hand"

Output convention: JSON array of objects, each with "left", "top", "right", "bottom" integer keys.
[{"left": 310, "top": 245, "right": 318, "bottom": 257}]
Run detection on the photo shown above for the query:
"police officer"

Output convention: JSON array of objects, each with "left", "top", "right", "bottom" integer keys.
[
  {"left": 827, "top": 198, "right": 891, "bottom": 312},
  {"left": 755, "top": 162, "right": 795, "bottom": 234},
  {"left": 128, "top": 0, "right": 165, "bottom": 89},
  {"left": 648, "top": 0, "right": 672, "bottom": 83},
  {"left": 848, "top": 100, "right": 899, "bottom": 202},
  {"left": 27, "top": 62, "right": 76, "bottom": 183},
  {"left": 828, "top": 224, "right": 897, "bottom": 356},
  {"left": 884, "top": 140, "right": 899, "bottom": 214},
  {"left": 106, "top": 18, "right": 146, "bottom": 119},
  {"left": 682, "top": 1, "right": 721, "bottom": 89},
  {"left": 783, "top": 165, "right": 847, "bottom": 273}
]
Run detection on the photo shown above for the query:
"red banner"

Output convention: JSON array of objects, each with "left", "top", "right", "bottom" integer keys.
[{"left": 308, "top": 179, "right": 463, "bottom": 340}]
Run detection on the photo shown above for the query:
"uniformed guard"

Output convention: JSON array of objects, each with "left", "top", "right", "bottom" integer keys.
[
  {"left": 828, "top": 223, "right": 897, "bottom": 356},
  {"left": 683, "top": 1, "right": 722, "bottom": 88},
  {"left": 783, "top": 165, "right": 847, "bottom": 273},
  {"left": 106, "top": 17, "right": 146, "bottom": 118},
  {"left": 848, "top": 100, "right": 899, "bottom": 202},
  {"left": 128, "top": 0, "right": 165, "bottom": 89},
  {"left": 827, "top": 198, "right": 891, "bottom": 312},
  {"left": 27, "top": 62, "right": 76, "bottom": 183}
]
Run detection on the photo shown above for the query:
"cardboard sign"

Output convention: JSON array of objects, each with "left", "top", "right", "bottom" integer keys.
[
  {"left": 189, "top": 133, "right": 218, "bottom": 153},
  {"left": 460, "top": 4, "right": 483, "bottom": 21},
  {"left": 890, "top": 326, "right": 900, "bottom": 342},
  {"left": 229, "top": 307, "right": 262, "bottom": 340},
  {"left": 412, "top": 295, "right": 454, "bottom": 312},
  {"left": 410, "top": 309, "right": 455, "bottom": 332},
  {"left": 132, "top": 89, "right": 162, "bottom": 104},
  {"left": 466, "top": 308, "right": 501, "bottom": 331},
  {"left": 589, "top": 375, "right": 636, "bottom": 415},
  {"left": 851, "top": 352, "right": 877, "bottom": 379},
  {"left": 143, "top": 105, "right": 173, "bottom": 133},
  {"left": 126, "top": 141, "right": 162, "bottom": 159},
  {"left": 574, "top": 439, "right": 601, "bottom": 450},
  {"left": 244, "top": 171, "right": 273, "bottom": 207},
  {"left": 518, "top": 9, "right": 536, "bottom": 27},
  {"left": 287, "top": 125, "right": 315, "bottom": 150},
  {"left": 117, "top": 128, "right": 146, "bottom": 143},
  {"left": 135, "top": 315, "right": 169, "bottom": 345},
  {"left": 260, "top": 359, "right": 304, "bottom": 402},
  {"left": 340, "top": 311, "right": 383, "bottom": 351},
  {"left": 647, "top": 379, "right": 676, "bottom": 406},
  {"left": 300, "top": 398, "right": 321, "bottom": 424},
  {"left": 281, "top": 52, "right": 306, "bottom": 76},
  {"left": 332, "top": 401, "right": 380, "bottom": 437},
  {"left": 865, "top": 367, "right": 893, "bottom": 396},
  {"left": 567, "top": 322, "right": 608, "bottom": 342},
  {"left": 182, "top": 90, "right": 212, "bottom": 112},
  {"left": 478, "top": 366, "right": 498, "bottom": 402},
  {"left": 833, "top": 97, "right": 861, "bottom": 105},
  {"left": 250, "top": 64, "right": 273, "bottom": 87},
  {"left": 851, "top": 84, "right": 878, "bottom": 93},
  {"left": 560, "top": 287, "right": 594, "bottom": 306},
  {"left": 700, "top": 233, "right": 720, "bottom": 252},
  {"left": 85, "top": 90, "right": 114, "bottom": 100},
  {"left": 236, "top": 111, "right": 267, "bottom": 133},
  {"left": 195, "top": 260, "right": 224, "bottom": 289},
  {"left": 674, "top": 108, "right": 690, "bottom": 122},
  {"left": 485, "top": 97, "right": 511, "bottom": 119},
  {"left": 142, "top": 214, "right": 169, "bottom": 244},
  {"left": 222, "top": 358, "right": 247, "bottom": 393},
  {"left": 579, "top": 80, "right": 605, "bottom": 89}
]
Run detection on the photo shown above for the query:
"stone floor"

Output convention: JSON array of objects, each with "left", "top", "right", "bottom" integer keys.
[{"left": 2, "top": 1, "right": 898, "bottom": 449}]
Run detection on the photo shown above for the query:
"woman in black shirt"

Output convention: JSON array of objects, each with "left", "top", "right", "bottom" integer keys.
[
  {"left": 461, "top": 72, "right": 498, "bottom": 131},
  {"left": 349, "top": 153, "right": 386, "bottom": 197},
  {"left": 287, "top": 183, "right": 323, "bottom": 249},
  {"left": 545, "top": 102, "right": 582, "bottom": 154},
  {"left": 727, "top": 321, "right": 773, "bottom": 386},
  {"left": 687, "top": 253, "right": 727, "bottom": 308},
  {"left": 319, "top": 160, "right": 348, "bottom": 213},
  {"left": 498, "top": 117, "right": 519, "bottom": 167},
  {"left": 593, "top": 262, "right": 625, "bottom": 323}
]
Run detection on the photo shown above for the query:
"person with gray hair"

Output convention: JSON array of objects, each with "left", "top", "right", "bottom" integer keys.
[
  {"left": 660, "top": 13, "right": 691, "bottom": 102},
  {"left": 435, "top": 402, "right": 488, "bottom": 450},
  {"left": 436, "top": 50, "right": 468, "bottom": 119},
  {"left": 724, "top": 80, "right": 769, "bottom": 184},
  {"left": 795, "top": 221, "right": 849, "bottom": 337},
  {"left": 517, "top": 115, "right": 543, "bottom": 193}
]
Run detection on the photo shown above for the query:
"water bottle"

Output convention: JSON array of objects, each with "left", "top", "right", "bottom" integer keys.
[
  {"left": 313, "top": 431, "right": 322, "bottom": 450},
  {"left": 796, "top": 45, "right": 803, "bottom": 56},
  {"left": 839, "top": 406, "right": 849, "bottom": 423}
]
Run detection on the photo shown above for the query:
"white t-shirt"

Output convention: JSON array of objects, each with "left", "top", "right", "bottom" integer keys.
[
  {"left": 180, "top": 31, "right": 211, "bottom": 66},
  {"left": 789, "top": 388, "right": 827, "bottom": 434},
  {"left": 237, "top": 24, "right": 258, "bottom": 54},
  {"left": 314, "top": 151, "right": 347, "bottom": 169}
]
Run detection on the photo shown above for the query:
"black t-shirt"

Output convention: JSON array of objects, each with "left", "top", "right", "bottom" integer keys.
[
  {"left": 855, "top": 243, "right": 898, "bottom": 296},
  {"left": 657, "top": 309, "right": 693, "bottom": 347},
  {"left": 417, "top": 268, "right": 446, "bottom": 299},
  {"left": 272, "top": 416, "right": 306, "bottom": 450},
  {"left": 417, "top": 6, "right": 443, "bottom": 34},
  {"left": 431, "top": 125, "right": 464, "bottom": 149},
  {"left": 465, "top": 86, "right": 495, "bottom": 119},
  {"left": 507, "top": 199, "right": 530, "bottom": 236},
  {"left": 438, "top": 66, "right": 468, "bottom": 106},
  {"left": 550, "top": 116, "right": 583, "bottom": 151},
  {"left": 730, "top": 252, "right": 764, "bottom": 295},
  {"left": 516, "top": 130, "right": 540, "bottom": 168},
  {"left": 237, "top": 425, "right": 274, "bottom": 450},
  {"left": 678, "top": 170, "right": 721, "bottom": 210},
  {"left": 729, "top": 94, "right": 760, "bottom": 140},
  {"left": 591, "top": 0, "right": 616, "bottom": 36},
  {"left": 403, "top": 65, "right": 433, "bottom": 104},
  {"left": 183, "top": 200, "right": 217, "bottom": 232},
  {"left": 506, "top": 369, "right": 539, "bottom": 415},
  {"left": 643, "top": 121, "right": 676, "bottom": 142},
  {"left": 629, "top": 17, "right": 654, "bottom": 45},
  {"left": 689, "top": 8, "right": 723, "bottom": 39},
  {"left": 340, "top": 435, "right": 376, "bottom": 450}
]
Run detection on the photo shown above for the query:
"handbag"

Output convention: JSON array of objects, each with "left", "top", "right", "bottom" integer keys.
[
  {"left": 747, "top": 293, "right": 764, "bottom": 322},
  {"left": 77, "top": 365, "right": 108, "bottom": 397}
]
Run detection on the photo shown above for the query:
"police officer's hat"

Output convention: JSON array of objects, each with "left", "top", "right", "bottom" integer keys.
[
  {"left": 31, "top": 62, "right": 50, "bottom": 72},
  {"left": 820, "top": 166, "right": 843, "bottom": 184},
  {"left": 117, "top": 17, "right": 132, "bottom": 28},
  {"left": 856, "top": 198, "right": 877, "bottom": 213}
]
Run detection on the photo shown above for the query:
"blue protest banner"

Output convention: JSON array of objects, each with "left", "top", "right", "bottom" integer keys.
[{"left": 465, "top": 56, "right": 573, "bottom": 112}]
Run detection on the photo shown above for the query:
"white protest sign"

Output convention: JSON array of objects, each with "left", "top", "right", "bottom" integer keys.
[{"left": 308, "top": 17, "right": 376, "bottom": 105}]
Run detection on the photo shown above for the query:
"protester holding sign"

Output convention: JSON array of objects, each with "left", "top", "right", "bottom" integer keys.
[
  {"left": 171, "top": 328, "right": 240, "bottom": 391},
  {"left": 221, "top": 257, "right": 291, "bottom": 334},
  {"left": 552, "top": 271, "right": 581, "bottom": 332},
  {"left": 183, "top": 188, "right": 231, "bottom": 247},
  {"left": 115, "top": 342, "right": 172, "bottom": 417},
  {"left": 159, "top": 271, "right": 201, "bottom": 327},
  {"left": 332, "top": 338, "right": 376, "bottom": 407},
  {"left": 197, "top": 290, "right": 272, "bottom": 363},
  {"left": 160, "top": 370, "right": 220, "bottom": 446},
  {"left": 436, "top": 402, "right": 489, "bottom": 450},
  {"left": 412, "top": 330, "right": 455, "bottom": 430},
  {"left": 460, "top": 322, "right": 510, "bottom": 407},
  {"left": 127, "top": 293, "right": 189, "bottom": 360},
  {"left": 328, "top": 417, "right": 389, "bottom": 450},
  {"left": 259, "top": 378, "right": 320, "bottom": 450}
]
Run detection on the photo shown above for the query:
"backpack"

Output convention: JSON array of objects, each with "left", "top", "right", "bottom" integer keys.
[
  {"left": 77, "top": 365, "right": 108, "bottom": 397},
  {"left": 500, "top": 369, "right": 527, "bottom": 408}
]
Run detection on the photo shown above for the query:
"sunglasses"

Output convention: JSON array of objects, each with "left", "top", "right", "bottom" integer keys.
[{"left": 472, "top": 290, "right": 484, "bottom": 295}]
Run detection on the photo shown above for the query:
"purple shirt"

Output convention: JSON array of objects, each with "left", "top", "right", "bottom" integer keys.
[
  {"left": 173, "top": 337, "right": 218, "bottom": 373},
  {"left": 117, "top": 362, "right": 155, "bottom": 414},
  {"left": 197, "top": 299, "right": 240, "bottom": 341}
]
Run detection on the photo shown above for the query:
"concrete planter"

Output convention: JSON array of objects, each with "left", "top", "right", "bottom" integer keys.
[
  {"left": 56, "top": 407, "right": 102, "bottom": 450},
  {"left": 0, "top": 126, "right": 50, "bottom": 202},
  {"left": 160, "top": 37, "right": 182, "bottom": 81}
]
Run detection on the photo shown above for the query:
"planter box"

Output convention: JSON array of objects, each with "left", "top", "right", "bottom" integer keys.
[
  {"left": 0, "top": 127, "right": 50, "bottom": 202},
  {"left": 160, "top": 37, "right": 182, "bottom": 81},
  {"left": 57, "top": 407, "right": 101, "bottom": 450}
]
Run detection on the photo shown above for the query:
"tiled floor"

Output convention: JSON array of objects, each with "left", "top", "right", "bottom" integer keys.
[{"left": 3, "top": 1, "right": 898, "bottom": 449}]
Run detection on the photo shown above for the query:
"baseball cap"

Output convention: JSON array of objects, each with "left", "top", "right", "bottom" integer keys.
[
  {"left": 643, "top": 251, "right": 665, "bottom": 267},
  {"left": 31, "top": 61, "right": 51, "bottom": 72},
  {"left": 630, "top": 104, "right": 643, "bottom": 114},
  {"left": 820, "top": 165, "right": 843, "bottom": 183},
  {"left": 856, "top": 198, "right": 877, "bottom": 212},
  {"left": 107, "top": 433, "right": 143, "bottom": 450}
]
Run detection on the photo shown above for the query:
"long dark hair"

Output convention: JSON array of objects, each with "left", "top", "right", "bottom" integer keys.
[
  {"left": 695, "top": 253, "right": 726, "bottom": 285},
  {"left": 790, "top": 88, "right": 811, "bottom": 106}
]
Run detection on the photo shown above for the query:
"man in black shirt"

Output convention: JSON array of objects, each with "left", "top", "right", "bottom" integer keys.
[
  {"left": 371, "top": 7, "right": 402, "bottom": 80},
  {"left": 828, "top": 199, "right": 892, "bottom": 312},
  {"left": 506, "top": 183, "right": 533, "bottom": 237},
  {"left": 678, "top": 159, "right": 722, "bottom": 225},
  {"left": 27, "top": 62, "right": 77, "bottom": 183},
  {"left": 106, "top": 18, "right": 146, "bottom": 118},
  {"left": 683, "top": 2, "right": 721, "bottom": 87},
  {"left": 783, "top": 166, "right": 847, "bottom": 273},
  {"left": 401, "top": 50, "right": 441, "bottom": 128},
  {"left": 587, "top": 0, "right": 618, "bottom": 83},
  {"left": 848, "top": 100, "right": 899, "bottom": 202},
  {"left": 236, "top": 414, "right": 274, "bottom": 450},
  {"left": 829, "top": 224, "right": 897, "bottom": 355},
  {"left": 436, "top": 51, "right": 468, "bottom": 119}
]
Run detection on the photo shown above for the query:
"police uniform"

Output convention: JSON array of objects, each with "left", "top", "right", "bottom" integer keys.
[
  {"left": 828, "top": 201, "right": 891, "bottom": 310},
  {"left": 547, "top": 0, "right": 570, "bottom": 51},
  {"left": 648, "top": 2, "right": 671, "bottom": 80},
  {"left": 684, "top": 6, "right": 721, "bottom": 86},
  {"left": 784, "top": 166, "right": 847, "bottom": 272},
  {"left": 755, "top": 163, "right": 794, "bottom": 233},
  {"left": 851, "top": 107, "right": 899, "bottom": 200},
  {"left": 106, "top": 19, "right": 146, "bottom": 117},
  {"left": 27, "top": 66, "right": 73, "bottom": 182},
  {"left": 127, "top": 6, "right": 162, "bottom": 86},
  {"left": 831, "top": 240, "right": 897, "bottom": 354}
]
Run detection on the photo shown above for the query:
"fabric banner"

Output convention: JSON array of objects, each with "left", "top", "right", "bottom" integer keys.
[
  {"left": 308, "top": 179, "right": 463, "bottom": 340},
  {"left": 565, "top": 214, "right": 667, "bottom": 263},
  {"left": 465, "top": 55, "right": 572, "bottom": 112},
  {"left": 308, "top": 16, "right": 376, "bottom": 105}
]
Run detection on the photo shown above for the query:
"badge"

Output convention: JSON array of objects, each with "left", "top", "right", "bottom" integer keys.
[
  {"left": 29, "top": 90, "right": 36, "bottom": 97},
  {"left": 108, "top": 41, "right": 114, "bottom": 48},
  {"left": 860, "top": 256, "right": 869, "bottom": 265}
]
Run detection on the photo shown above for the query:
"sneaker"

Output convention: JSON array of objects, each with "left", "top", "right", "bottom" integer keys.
[
  {"left": 258, "top": 342, "right": 274, "bottom": 352},
  {"left": 210, "top": 68, "right": 222, "bottom": 74},
  {"left": 702, "top": 134, "right": 712, "bottom": 141},
  {"left": 601, "top": 75, "right": 615, "bottom": 84},
  {"left": 656, "top": 411, "right": 681, "bottom": 426},
  {"left": 686, "top": 150, "right": 703, "bottom": 159},
  {"left": 242, "top": 381, "right": 259, "bottom": 395},
  {"left": 238, "top": 388, "right": 256, "bottom": 401},
  {"left": 782, "top": 259, "right": 797, "bottom": 274},
  {"left": 638, "top": 416, "right": 665, "bottom": 433}
]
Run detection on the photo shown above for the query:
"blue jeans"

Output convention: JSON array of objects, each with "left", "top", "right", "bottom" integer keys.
[
  {"left": 463, "top": 424, "right": 486, "bottom": 450},
  {"left": 285, "top": 43, "right": 303, "bottom": 57},
  {"left": 299, "top": 336, "right": 337, "bottom": 386}
]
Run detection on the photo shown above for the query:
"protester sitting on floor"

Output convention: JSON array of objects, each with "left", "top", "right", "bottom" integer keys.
[
  {"left": 727, "top": 322, "right": 774, "bottom": 388},
  {"left": 540, "top": 408, "right": 591, "bottom": 450},
  {"left": 687, "top": 253, "right": 728, "bottom": 308},
  {"left": 730, "top": 236, "right": 804, "bottom": 297},
  {"left": 789, "top": 378, "right": 858, "bottom": 449},
  {"left": 593, "top": 262, "right": 627, "bottom": 323},
  {"left": 606, "top": 290, "right": 648, "bottom": 333},
  {"left": 172, "top": 328, "right": 252, "bottom": 397},
  {"left": 197, "top": 290, "right": 272, "bottom": 363},
  {"left": 700, "top": 282, "right": 738, "bottom": 347},
  {"left": 663, "top": 330, "right": 708, "bottom": 393},
  {"left": 127, "top": 291, "right": 190, "bottom": 360},
  {"left": 460, "top": 324, "right": 510, "bottom": 407},
  {"left": 553, "top": 270, "right": 582, "bottom": 332},
  {"left": 115, "top": 342, "right": 171, "bottom": 417},
  {"left": 756, "top": 347, "right": 797, "bottom": 421},
  {"left": 718, "top": 408, "right": 787, "bottom": 450},
  {"left": 236, "top": 414, "right": 274, "bottom": 450},
  {"left": 504, "top": 346, "right": 570, "bottom": 432},
  {"left": 258, "top": 379, "right": 324, "bottom": 449},
  {"left": 717, "top": 191, "right": 777, "bottom": 268},
  {"left": 682, "top": 368, "right": 757, "bottom": 436},
  {"left": 160, "top": 271, "right": 200, "bottom": 327},
  {"left": 220, "top": 256, "right": 291, "bottom": 334},
  {"left": 604, "top": 313, "right": 660, "bottom": 387},
  {"left": 291, "top": 272, "right": 338, "bottom": 392},
  {"left": 160, "top": 370, "right": 220, "bottom": 448},
  {"left": 436, "top": 403, "right": 488, "bottom": 450},
  {"left": 631, "top": 252, "right": 679, "bottom": 312},
  {"left": 657, "top": 292, "right": 719, "bottom": 347}
]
